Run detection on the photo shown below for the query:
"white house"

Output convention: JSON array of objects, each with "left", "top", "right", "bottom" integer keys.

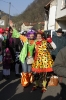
[
  {"left": 48, "top": 0, "right": 57, "bottom": 30},
  {"left": 44, "top": 0, "right": 66, "bottom": 31},
  {"left": 56, "top": 0, "right": 66, "bottom": 30},
  {"left": 21, "top": 23, "right": 33, "bottom": 32},
  {"left": 44, "top": 0, "right": 57, "bottom": 30}
]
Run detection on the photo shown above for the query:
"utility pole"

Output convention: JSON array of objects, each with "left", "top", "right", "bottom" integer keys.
[
  {"left": 9, "top": 2, "right": 11, "bottom": 21},
  {"left": 0, "top": 10, "right": 1, "bottom": 19}
]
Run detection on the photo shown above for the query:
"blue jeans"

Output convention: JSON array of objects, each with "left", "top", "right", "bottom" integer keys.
[{"left": 22, "top": 60, "right": 31, "bottom": 73}]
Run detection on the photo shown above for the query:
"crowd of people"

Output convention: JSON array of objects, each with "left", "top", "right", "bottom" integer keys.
[{"left": 0, "top": 20, "right": 66, "bottom": 100}]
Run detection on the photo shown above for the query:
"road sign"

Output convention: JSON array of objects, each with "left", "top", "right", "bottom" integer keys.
[{"left": 0, "top": 20, "right": 5, "bottom": 26}]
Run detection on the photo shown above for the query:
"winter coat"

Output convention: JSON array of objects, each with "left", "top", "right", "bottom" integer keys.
[
  {"left": 51, "top": 35, "right": 66, "bottom": 57},
  {"left": 53, "top": 46, "right": 66, "bottom": 84},
  {"left": 53, "top": 46, "right": 66, "bottom": 99}
]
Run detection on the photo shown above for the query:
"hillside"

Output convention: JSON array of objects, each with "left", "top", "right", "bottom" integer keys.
[
  {"left": 1, "top": 10, "right": 12, "bottom": 19},
  {"left": 12, "top": 0, "right": 50, "bottom": 29},
  {"left": 0, "top": 10, "right": 13, "bottom": 28}
]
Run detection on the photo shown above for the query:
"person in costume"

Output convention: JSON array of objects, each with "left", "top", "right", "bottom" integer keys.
[
  {"left": 21, "top": 30, "right": 36, "bottom": 87},
  {"left": 2, "top": 28, "right": 8, "bottom": 54},
  {"left": 15, "top": 51, "right": 21, "bottom": 77},
  {"left": 51, "top": 28, "right": 66, "bottom": 60},
  {"left": 9, "top": 20, "right": 36, "bottom": 87},
  {"left": 4, "top": 28, "right": 9, "bottom": 40},
  {"left": 0, "top": 28, "right": 4, "bottom": 64},
  {"left": 5, "top": 27, "right": 16, "bottom": 72},
  {"left": 3, "top": 48, "right": 12, "bottom": 79},
  {"left": 31, "top": 33, "right": 54, "bottom": 92}
]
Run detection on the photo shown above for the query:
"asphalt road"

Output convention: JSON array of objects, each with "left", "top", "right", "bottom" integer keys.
[{"left": 0, "top": 65, "right": 61, "bottom": 100}]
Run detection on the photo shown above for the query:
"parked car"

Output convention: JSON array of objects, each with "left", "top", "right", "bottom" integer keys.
[{"left": 43, "top": 30, "right": 56, "bottom": 39}]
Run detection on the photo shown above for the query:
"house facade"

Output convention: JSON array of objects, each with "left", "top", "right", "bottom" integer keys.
[
  {"left": 48, "top": 0, "right": 57, "bottom": 30},
  {"left": 0, "top": 15, "right": 9, "bottom": 28},
  {"left": 44, "top": 0, "right": 66, "bottom": 31},
  {"left": 44, "top": 0, "right": 56, "bottom": 31},
  {"left": 21, "top": 23, "right": 33, "bottom": 32},
  {"left": 56, "top": 0, "right": 66, "bottom": 30}
]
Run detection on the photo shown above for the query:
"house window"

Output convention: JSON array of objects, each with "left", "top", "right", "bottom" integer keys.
[{"left": 61, "top": 0, "right": 66, "bottom": 10}]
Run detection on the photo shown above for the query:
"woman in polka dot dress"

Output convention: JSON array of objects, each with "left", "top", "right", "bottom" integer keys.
[{"left": 32, "top": 33, "right": 54, "bottom": 92}]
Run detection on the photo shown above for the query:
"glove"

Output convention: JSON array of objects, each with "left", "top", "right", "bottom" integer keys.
[
  {"left": 47, "top": 37, "right": 52, "bottom": 43},
  {"left": 47, "top": 37, "right": 57, "bottom": 49},
  {"left": 50, "top": 41, "right": 57, "bottom": 49}
]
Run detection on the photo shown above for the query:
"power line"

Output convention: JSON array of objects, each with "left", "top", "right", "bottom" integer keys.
[
  {"left": 11, "top": 4, "right": 20, "bottom": 15},
  {"left": 0, "top": 0, "right": 9, "bottom": 4},
  {"left": 0, "top": 0, "right": 20, "bottom": 15}
]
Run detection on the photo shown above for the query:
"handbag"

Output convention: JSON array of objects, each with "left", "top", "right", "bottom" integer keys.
[
  {"left": 48, "top": 75, "right": 58, "bottom": 86},
  {"left": 27, "top": 56, "right": 34, "bottom": 64}
]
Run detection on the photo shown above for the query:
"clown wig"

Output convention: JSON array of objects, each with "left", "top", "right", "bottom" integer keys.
[{"left": 26, "top": 29, "right": 36, "bottom": 39}]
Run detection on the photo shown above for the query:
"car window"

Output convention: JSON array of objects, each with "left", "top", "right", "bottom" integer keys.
[
  {"left": 52, "top": 31, "right": 57, "bottom": 36},
  {"left": 44, "top": 30, "right": 51, "bottom": 38}
]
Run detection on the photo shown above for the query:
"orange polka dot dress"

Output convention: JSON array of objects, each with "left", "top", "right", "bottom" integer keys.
[{"left": 32, "top": 40, "right": 53, "bottom": 73}]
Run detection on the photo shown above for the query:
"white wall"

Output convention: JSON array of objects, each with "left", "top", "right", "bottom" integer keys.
[
  {"left": 48, "top": 5, "right": 56, "bottom": 30},
  {"left": 48, "top": 0, "right": 57, "bottom": 30},
  {"left": 57, "top": 20, "right": 66, "bottom": 30},
  {"left": 44, "top": 21, "right": 48, "bottom": 30},
  {"left": 56, "top": 0, "right": 66, "bottom": 19}
]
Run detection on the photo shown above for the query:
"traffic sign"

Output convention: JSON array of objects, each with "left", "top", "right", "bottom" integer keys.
[{"left": 0, "top": 20, "right": 5, "bottom": 25}]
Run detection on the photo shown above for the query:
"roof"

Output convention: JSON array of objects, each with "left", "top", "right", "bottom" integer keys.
[
  {"left": 45, "top": 0, "right": 54, "bottom": 7},
  {"left": 21, "top": 22, "right": 44, "bottom": 26},
  {"left": 22, "top": 22, "right": 36, "bottom": 26}
]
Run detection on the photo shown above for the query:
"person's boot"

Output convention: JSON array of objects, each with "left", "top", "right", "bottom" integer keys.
[
  {"left": 41, "top": 80, "right": 47, "bottom": 92},
  {"left": 41, "top": 87, "right": 47, "bottom": 92},
  {"left": 31, "top": 80, "right": 39, "bottom": 92},
  {"left": 21, "top": 72, "right": 29, "bottom": 87},
  {"left": 29, "top": 72, "right": 34, "bottom": 83}
]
